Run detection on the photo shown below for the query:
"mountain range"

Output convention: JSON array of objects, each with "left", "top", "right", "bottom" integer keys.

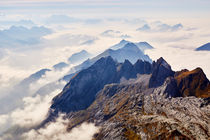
[
  {"left": 41, "top": 55, "right": 210, "bottom": 139},
  {"left": 0, "top": 40, "right": 153, "bottom": 114},
  {"left": 34, "top": 41, "right": 153, "bottom": 97},
  {"left": 2, "top": 40, "right": 209, "bottom": 139}
]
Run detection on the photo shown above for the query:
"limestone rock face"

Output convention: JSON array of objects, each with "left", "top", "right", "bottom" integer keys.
[
  {"left": 65, "top": 79, "right": 210, "bottom": 140},
  {"left": 153, "top": 77, "right": 182, "bottom": 98},
  {"left": 175, "top": 68, "right": 210, "bottom": 98}
]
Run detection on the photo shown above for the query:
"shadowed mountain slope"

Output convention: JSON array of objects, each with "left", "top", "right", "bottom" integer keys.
[{"left": 49, "top": 56, "right": 153, "bottom": 118}]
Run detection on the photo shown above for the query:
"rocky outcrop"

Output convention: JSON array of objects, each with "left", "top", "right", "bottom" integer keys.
[
  {"left": 174, "top": 68, "right": 210, "bottom": 98},
  {"left": 134, "top": 59, "right": 152, "bottom": 74},
  {"left": 149, "top": 57, "right": 175, "bottom": 88},
  {"left": 153, "top": 77, "right": 182, "bottom": 98}
]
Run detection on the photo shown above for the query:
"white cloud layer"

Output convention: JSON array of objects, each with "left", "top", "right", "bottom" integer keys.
[
  {"left": 11, "top": 90, "right": 59, "bottom": 127},
  {"left": 137, "top": 22, "right": 183, "bottom": 32},
  {"left": 101, "top": 30, "right": 131, "bottom": 38},
  {"left": 0, "top": 89, "right": 61, "bottom": 138},
  {"left": 22, "top": 116, "right": 99, "bottom": 140}
]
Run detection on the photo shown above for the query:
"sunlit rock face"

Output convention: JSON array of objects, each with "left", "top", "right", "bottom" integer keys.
[{"left": 174, "top": 68, "right": 210, "bottom": 98}]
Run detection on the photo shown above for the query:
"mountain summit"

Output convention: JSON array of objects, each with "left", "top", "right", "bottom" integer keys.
[
  {"left": 110, "top": 39, "right": 154, "bottom": 52},
  {"left": 149, "top": 57, "right": 174, "bottom": 88}
]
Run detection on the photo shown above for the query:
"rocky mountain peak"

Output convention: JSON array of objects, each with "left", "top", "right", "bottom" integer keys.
[
  {"left": 119, "top": 39, "right": 127, "bottom": 43},
  {"left": 149, "top": 57, "right": 174, "bottom": 88},
  {"left": 93, "top": 56, "right": 117, "bottom": 67},
  {"left": 175, "top": 67, "right": 210, "bottom": 97},
  {"left": 122, "top": 59, "right": 133, "bottom": 68},
  {"left": 156, "top": 57, "right": 171, "bottom": 70}
]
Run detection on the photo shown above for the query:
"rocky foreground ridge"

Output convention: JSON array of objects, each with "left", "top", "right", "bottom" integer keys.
[{"left": 43, "top": 56, "right": 210, "bottom": 140}]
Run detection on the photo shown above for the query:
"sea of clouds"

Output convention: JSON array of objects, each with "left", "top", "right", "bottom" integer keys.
[{"left": 0, "top": 13, "right": 210, "bottom": 139}]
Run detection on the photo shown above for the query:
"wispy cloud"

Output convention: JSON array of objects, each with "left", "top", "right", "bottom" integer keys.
[
  {"left": 0, "top": 20, "right": 35, "bottom": 28},
  {"left": 137, "top": 22, "right": 183, "bottom": 32},
  {"left": 101, "top": 30, "right": 131, "bottom": 38},
  {"left": 0, "top": 26, "right": 52, "bottom": 49},
  {"left": 45, "top": 15, "right": 80, "bottom": 24},
  {"left": 0, "top": 89, "right": 60, "bottom": 136}
]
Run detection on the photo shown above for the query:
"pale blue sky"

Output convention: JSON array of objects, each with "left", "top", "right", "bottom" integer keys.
[{"left": 0, "top": 0, "right": 210, "bottom": 18}]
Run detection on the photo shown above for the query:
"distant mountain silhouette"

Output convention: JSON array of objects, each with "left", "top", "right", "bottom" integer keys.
[
  {"left": 195, "top": 43, "right": 210, "bottom": 51},
  {"left": 110, "top": 39, "right": 154, "bottom": 52},
  {"left": 68, "top": 42, "right": 152, "bottom": 76},
  {"left": 68, "top": 50, "right": 92, "bottom": 64},
  {"left": 53, "top": 62, "right": 68, "bottom": 71}
]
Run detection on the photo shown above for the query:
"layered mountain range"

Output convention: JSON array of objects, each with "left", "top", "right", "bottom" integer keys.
[
  {"left": 26, "top": 41, "right": 152, "bottom": 98},
  {"left": 2, "top": 40, "right": 209, "bottom": 139},
  {"left": 42, "top": 54, "right": 210, "bottom": 139}
]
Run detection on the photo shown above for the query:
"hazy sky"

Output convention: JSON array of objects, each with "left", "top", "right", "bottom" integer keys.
[{"left": 0, "top": 0, "right": 210, "bottom": 18}]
